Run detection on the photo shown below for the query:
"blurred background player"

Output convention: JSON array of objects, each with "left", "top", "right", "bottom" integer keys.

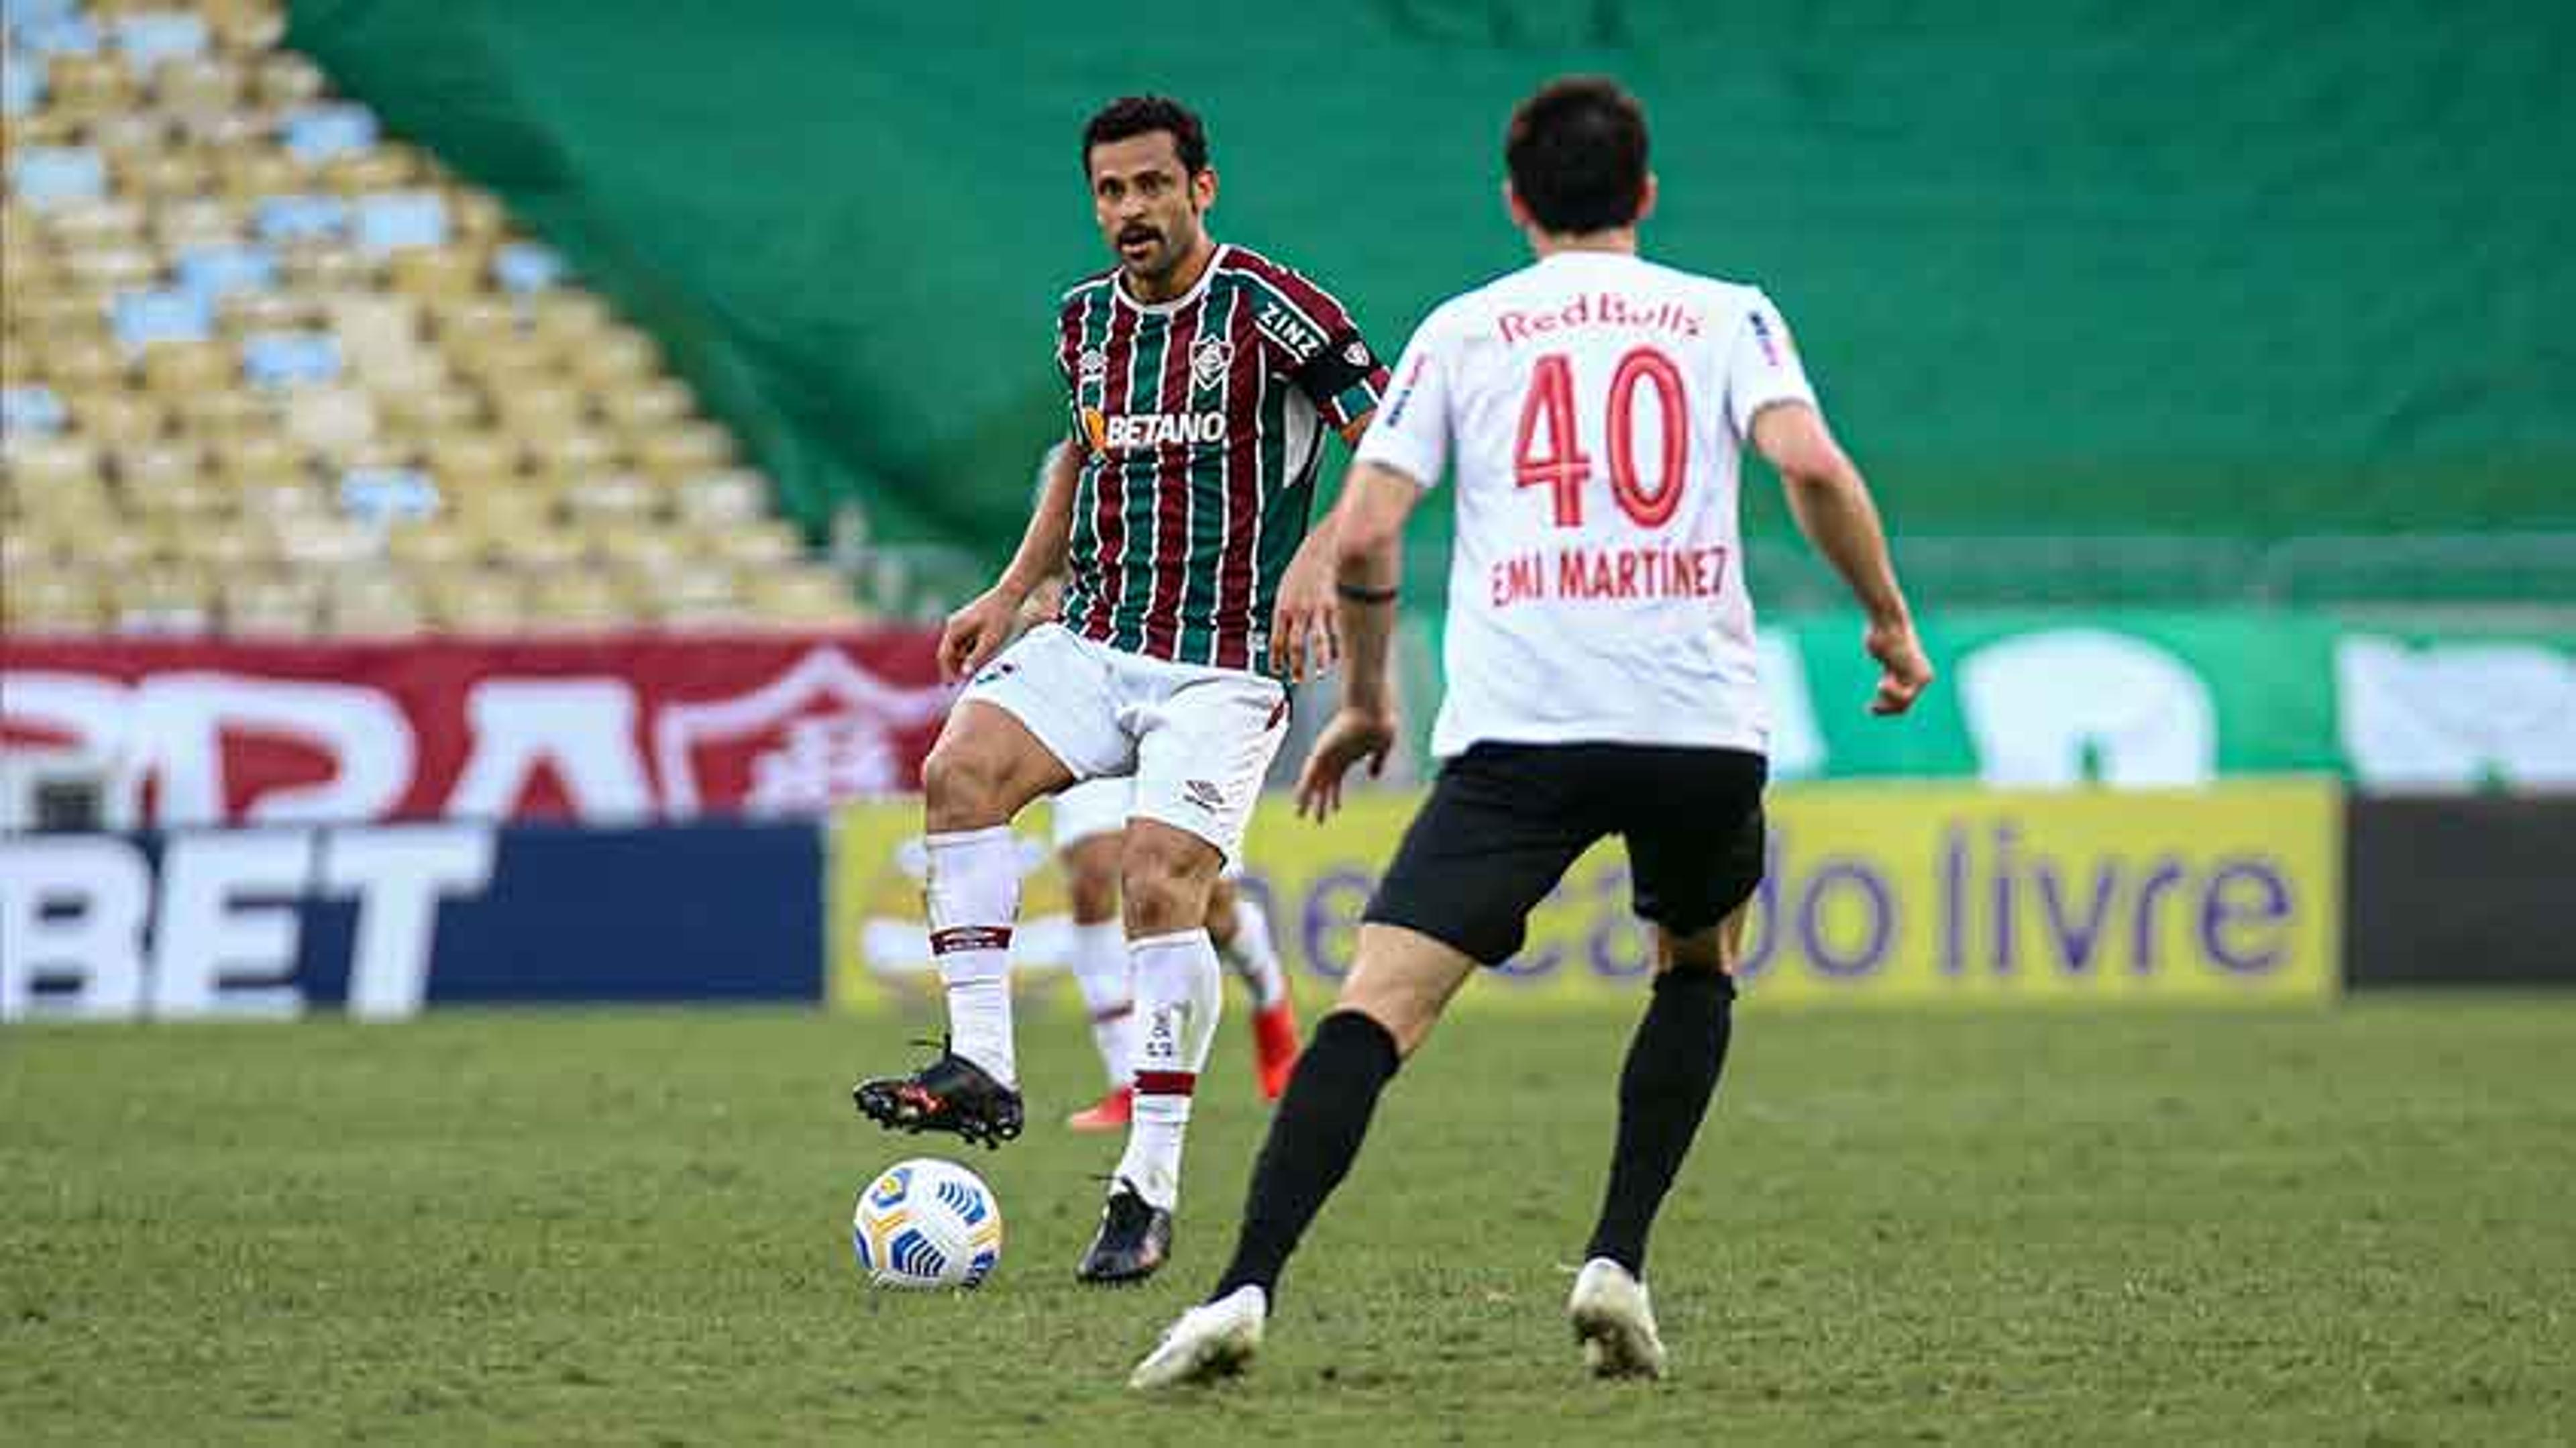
[
  {"left": 853, "top": 95, "right": 1385, "bottom": 1284},
  {"left": 1133, "top": 76, "right": 1931, "bottom": 1388},
  {"left": 1052, "top": 774, "right": 1301, "bottom": 1129}
]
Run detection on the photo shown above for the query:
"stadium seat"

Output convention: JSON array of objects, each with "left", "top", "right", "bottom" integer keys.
[
  {"left": 274, "top": 513, "right": 374, "bottom": 568},
  {"left": 112, "top": 562, "right": 215, "bottom": 633},
  {"left": 499, "top": 524, "right": 594, "bottom": 572},
  {"left": 116, "top": 13, "right": 213, "bottom": 72},
  {"left": 40, "top": 334, "right": 131, "bottom": 389},
  {"left": 491, "top": 240, "right": 566, "bottom": 295},
  {"left": 596, "top": 521, "right": 695, "bottom": 575},
  {"left": 2, "top": 384, "right": 70, "bottom": 436},
  {"left": 10, "top": 146, "right": 109, "bottom": 209},
  {"left": 155, "top": 58, "right": 246, "bottom": 115},
  {"left": 528, "top": 570, "right": 635, "bottom": 630},
  {"left": 177, "top": 241, "right": 278, "bottom": 303},
  {"left": 707, "top": 517, "right": 804, "bottom": 568},
  {"left": 599, "top": 376, "right": 693, "bottom": 432},
  {"left": 184, "top": 517, "right": 272, "bottom": 569},
  {"left": 66, "top": 386, "right": 169, "bottom": 446},
  {"left": 254, "top": 53, "right": 325, "bottom": 105},
  {"left": 241, "top": 329, "right": 345, "bottom": 388},
  {"left": 112, "top": 439, "right": 204, "bottom": 494},
  {"left": 68, "top": 244, "right": 160, "bottom": 291},
  {"left": 224, "top": 572, "right": 325, "bottom": 637},
  {"left": 233, "top": 473, "right": 330, "bottom": 524},
  {"left": 113, "top": 288, "right": 216, "bottom": 352},
  {"left": 425, "top": 567, "right": 527, "bottom": 631},
  {"left": 0, "top": 53, "right": 46, "bottom": 120},
  {"left": 281, "top": 384, "right": 376, "bottom": 456},
  {"left": 325, "top": 569, "right": 425, "bottom": 635},
  {"left": 253, "top": 191, "right": 346, "bottom": 242},
  {"left": 353, "top": 189, "right": 446, "bottom": 253},
  {"left": 749, "top": 568, "right": 864, "bottom": 627},
  {"left": 384, "top": 517, "right": 489, "bottom": 570},
  {"left": 673, "top": 468, "right": 770, "bottom": 527},
  {"left": 635, "top": 421, "right": 733, "bottom": 484},
  {"left": 140, "top": 338, "right": 236, "bottom": 394},
  {"left": 280, "top": 102, "right": 378, "bottom": 163},
  {"left": 337, "top": 464, "right": 439, "bottom": 523},
  {"left": 1, "top": 567, "right": 105, "bottom": 633},
  {"left": 42, "top": 54, "right": 131, "bottom": 112}
]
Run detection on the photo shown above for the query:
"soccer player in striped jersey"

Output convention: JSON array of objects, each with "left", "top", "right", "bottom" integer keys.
[
  {"left": 855, "top": 95, "right": 1387, "bottom": 1285},
  {"left": 1019, "top": 446, "right": 1304, "bottom": 1132}
]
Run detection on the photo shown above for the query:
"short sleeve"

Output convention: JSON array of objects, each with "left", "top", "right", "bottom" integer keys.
[
  {"left": 1237, "top": 254, "right": 1390, "bottom": 431},
  {"left": 1291, "top": 327, "right": 1389, "bottom": 432},
  {"left": 1352, "top": 315, "right": 1452, "bottom": 488},
  {"left": 1723, "top": 289, "right": 1819, "bottom": 437}
]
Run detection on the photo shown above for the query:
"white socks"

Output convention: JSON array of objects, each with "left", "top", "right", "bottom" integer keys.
[
  {"left": 1216, "top": 895, "right": 1289, "bottom": 1011},
  {"left": 1065, "top": 919, "right": 1136, "bottom": 1089},
  {"left": 1115, "top": 928, "right": 1223, "bottom": 1210},
  {"left": 924, "top": 825, "right": 1022, "bottom": 1087}
]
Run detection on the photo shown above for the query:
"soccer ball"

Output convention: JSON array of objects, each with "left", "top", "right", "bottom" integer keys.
[{"left": 851, "top": 1157, "right": 1004, "bottom": 1290}]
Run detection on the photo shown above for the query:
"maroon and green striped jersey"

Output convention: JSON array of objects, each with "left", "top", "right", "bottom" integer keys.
[{"left": 1055, "top": 244, "right": 1388, "bottom": 672}]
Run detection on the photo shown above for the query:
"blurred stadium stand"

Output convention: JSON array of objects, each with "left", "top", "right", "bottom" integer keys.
[
  {"left": 7, "top": 3, "right": 2572, "bottom": 633},
  {"left": 255, "top": 1, "right": 2576, "bottom": 619},
  {"left": 1, "top": 0, "right": 867, "bottom": 637}
]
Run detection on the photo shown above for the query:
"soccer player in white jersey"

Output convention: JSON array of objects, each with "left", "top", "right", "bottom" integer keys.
[
  {"left": 1133, "top": 76, "right": 1932, "bottom": 1386},
  {"left": 853, "top": 96, "right": 1386, "bottom": 1284}
]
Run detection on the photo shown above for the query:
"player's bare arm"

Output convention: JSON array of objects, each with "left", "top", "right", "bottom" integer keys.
[
  {"left": 941, "top": 439, "right": 1084, "bottom": 682},
  {"left": 1752, "top": 401, "right": 1933, "bottom": 715},
  {"left": 1295, "top": 458, "right": 1417, "bottom": 819},
  {"left": 1267, "top": 409, "right": 1381, "bottom": 681}
]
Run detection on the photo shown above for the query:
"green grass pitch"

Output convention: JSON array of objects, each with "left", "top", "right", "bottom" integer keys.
[{"left": 5, "top": 994, "right": 2571, "bottom": 1445}]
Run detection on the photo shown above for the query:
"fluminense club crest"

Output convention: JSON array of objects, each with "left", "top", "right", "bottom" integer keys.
[{"left": 1189, "top": 335, "right": 1234, "bottom": 390}]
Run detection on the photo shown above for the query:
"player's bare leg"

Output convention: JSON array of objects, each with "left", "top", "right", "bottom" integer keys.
[
  {"left": 1206, "top": 877, "right": 1299, "bottom": 1098},
  {"left": 1570, "top": 904, "right": 1750, "bottom": 1379},
  {"left": 1061, "top": 830, "right": 1136, "bottom": 1132},
  {"left": 1079, "top": 819, "right": 1228, "bottom": 1283},
  {"left": 1132, "top": 925, "right": 1476, "bottom": 1387},
  {"left": 852, "top": 702, "right": 1071, "bottom": 1147}
]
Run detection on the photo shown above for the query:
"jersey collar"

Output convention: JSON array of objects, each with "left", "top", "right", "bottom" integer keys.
[{"left": 1114, "top": 242, "right": 1229, "bottom": 316}]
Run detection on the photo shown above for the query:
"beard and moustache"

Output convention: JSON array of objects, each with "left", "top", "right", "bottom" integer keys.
[{"left": 1117, "top": 221, "right": 1189, "bottom": 282}]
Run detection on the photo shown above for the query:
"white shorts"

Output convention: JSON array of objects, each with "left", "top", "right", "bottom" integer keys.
[
  {"left": 967, "top": 623, "right": 1287, "bottom": 866},
  {"left": 1049, "top": 776, "right": 1131, "bottom": 851},
  {"left": 1049, "top": 776, "right": 1252, "bottom": 880}
]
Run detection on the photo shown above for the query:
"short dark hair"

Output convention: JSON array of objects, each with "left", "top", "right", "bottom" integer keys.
[
  {"left": 1505, "top": 77, "right": 1649, "bottom": 234},
  {"left": 1081, "top": 95, "right": 1210, "bottom": 176}
]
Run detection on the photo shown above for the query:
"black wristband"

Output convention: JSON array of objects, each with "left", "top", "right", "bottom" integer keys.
[{"left": 1336, "top": 581, "right": 1399, "bottom": 605}]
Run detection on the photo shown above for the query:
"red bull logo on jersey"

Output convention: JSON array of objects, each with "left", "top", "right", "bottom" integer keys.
[
  {"left": 1497, "top": 292, "right": 1705, "bottom": 346},
  {"left": 1083, "top": 409, "right": 1231, "bottom": 451}
]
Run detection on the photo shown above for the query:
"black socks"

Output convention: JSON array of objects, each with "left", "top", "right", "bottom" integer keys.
[
  {"left": 1210, "top": 1009, "right": 1402, "bottom": 1304},
  {"left": 1583, "top": 968, "right": 1736, "bottom": 1278}
]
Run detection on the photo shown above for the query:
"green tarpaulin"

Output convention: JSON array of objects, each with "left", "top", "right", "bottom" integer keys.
[{"left": 292, "top": 1, "right": 2576, "bottom": 576}]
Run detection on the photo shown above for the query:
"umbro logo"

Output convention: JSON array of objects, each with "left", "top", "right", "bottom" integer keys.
[
  {"left": 1182, "top": 779, "right": 1226, "bottom": 813},
  {"left": 1077, "top": 347, "right": 1108, "bottom": 379},
  {"left": 972, "top": 662, "right": 1018, "bottom": 686}
]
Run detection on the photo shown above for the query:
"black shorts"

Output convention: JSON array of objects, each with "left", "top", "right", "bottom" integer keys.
[{"left": 1364, "top": 741, "right": 1767, "bottom": 968}]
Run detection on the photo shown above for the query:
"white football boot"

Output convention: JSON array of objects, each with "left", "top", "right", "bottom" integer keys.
[
  {"left": 1128, "top": 1285, "right": 1268, "bottom": 1390},
  {"left": 1567, "top": 1257, "right": 1666, "bottom": 1380}
]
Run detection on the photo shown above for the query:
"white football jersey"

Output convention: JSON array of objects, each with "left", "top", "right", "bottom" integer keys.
[{"left": 1356, "top": 250, "right": 1818, "bottom": 759}]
